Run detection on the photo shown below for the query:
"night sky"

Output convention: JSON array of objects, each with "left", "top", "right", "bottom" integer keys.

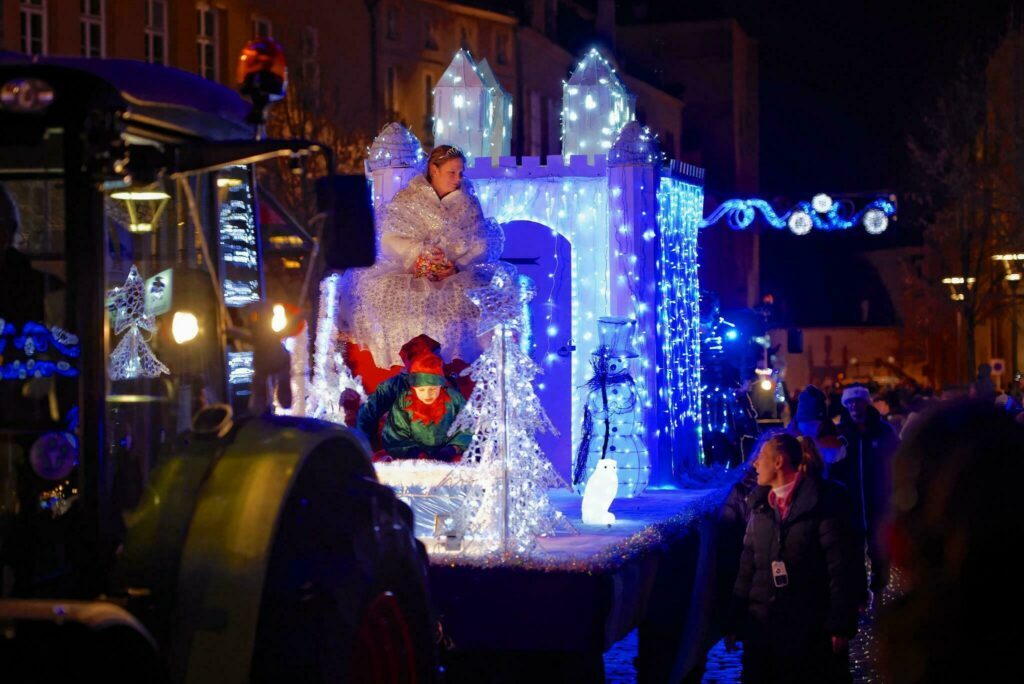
[
  {"left": 652, "top": 0, "right": 1022, "bottom": 325},
  {"left": 749, "top": 0, "right": 1020, "bottom": 324},
  {"left": 509, "top": 0, "right": 1024, "bottom": 323}
]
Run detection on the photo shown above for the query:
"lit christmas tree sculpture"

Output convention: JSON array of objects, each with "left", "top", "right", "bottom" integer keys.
[
  {"left": 449, "top": 265, "right": 567, "bottom": 554},
  {"left": 307, "top": 273, "right": 366, "bottom": 423}
]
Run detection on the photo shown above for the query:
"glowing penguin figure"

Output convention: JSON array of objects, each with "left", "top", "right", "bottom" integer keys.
[{"left": 582, "top": 458, "right": 618, "bottom": 525}]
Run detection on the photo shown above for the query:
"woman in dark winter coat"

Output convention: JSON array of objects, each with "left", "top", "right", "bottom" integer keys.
[{"left": 726, "top": 433, "right": 861, "bottom": 684}]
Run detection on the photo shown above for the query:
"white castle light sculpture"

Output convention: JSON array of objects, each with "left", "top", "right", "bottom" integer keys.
[
  {"left": 329, "top": 48, "right": 705, "bottom": 517},
  {"left": 562, "top": 48, "right": 635, "bottom": 159},
  {"left": 433, "top": 49, "right": 498, "bottom": 162},
  {"left": 477, "top": 58, "right": 512, "bottom": 158}
]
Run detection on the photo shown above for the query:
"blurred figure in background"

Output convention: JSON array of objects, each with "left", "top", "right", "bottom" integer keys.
[
  {"left": 970, "top": 363, "right": 996, "bottom": 401},
  {"left": 881, "top": 400, "right": 1023, "bottom": 683},
  {"left": 789, "top": 386, "right": 847, "bottom": 474},
  {"left": 834, "top": 385, "right": 899, "bottom": 604}
]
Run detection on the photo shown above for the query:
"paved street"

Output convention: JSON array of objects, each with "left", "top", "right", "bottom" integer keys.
[{"left": 605, "top": 568, "right": 902, "bottom": 683}]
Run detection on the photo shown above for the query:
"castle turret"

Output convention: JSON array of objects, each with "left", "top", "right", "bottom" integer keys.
[
  {"left": 477, "top": 58, "right": 512, "bottom": 158},
  {"left": 365, "top": 122, "right": 425, "bottom": 212},
  {"left": 433, "top": 49, "right": 495, "bottom": 162},
  {"left": 562, "top": 48, "right": 635, "bottom": 159}
]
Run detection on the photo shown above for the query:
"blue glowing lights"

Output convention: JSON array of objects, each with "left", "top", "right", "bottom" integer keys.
[
  {"left": 656, "top": 176, "right": 704, "bottom": 466},
  {"left": 701, "top": 196, "right": 896, "bottom": 234}
]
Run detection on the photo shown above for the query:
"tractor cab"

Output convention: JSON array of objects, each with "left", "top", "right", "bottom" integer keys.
[{"left": 0, "top": 52, "right": 434, "bottom": 683}]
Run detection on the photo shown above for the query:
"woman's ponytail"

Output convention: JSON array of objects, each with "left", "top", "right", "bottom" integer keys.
[{"left": 796, "top": 435, "right": 824, "bottom": 479}]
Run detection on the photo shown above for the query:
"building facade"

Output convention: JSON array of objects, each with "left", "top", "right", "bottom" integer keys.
[
  {"left": 616, "top": 18, "right": 760, "bottom": 310},
  {"left": 1, "top": 1, "right": 686, "bottom": 160}
]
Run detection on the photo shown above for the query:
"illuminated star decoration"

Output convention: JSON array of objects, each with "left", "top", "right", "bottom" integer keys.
[
  {"left": 107, "top": 265, "right": 169, "bottom": 380},
  {"left": 467, "top": 264, "right": 531, "bottom": 335}
]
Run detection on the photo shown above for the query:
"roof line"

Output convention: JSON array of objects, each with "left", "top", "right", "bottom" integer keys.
[{"left": 418, "top": 0, "right": 518, "bottom": 26}]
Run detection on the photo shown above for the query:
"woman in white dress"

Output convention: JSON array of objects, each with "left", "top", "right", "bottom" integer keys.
[{"left": 346, "top": 145, "right": 503, "bottom": 370}]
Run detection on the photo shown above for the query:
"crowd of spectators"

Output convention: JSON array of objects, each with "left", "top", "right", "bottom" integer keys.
[{"left": 717, "top": 367, "right": 1023, "bottom": 682}]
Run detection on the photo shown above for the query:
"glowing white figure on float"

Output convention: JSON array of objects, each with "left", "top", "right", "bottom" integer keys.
[{"left": 582, "top": 458, "right": 618, "bottom": 525}]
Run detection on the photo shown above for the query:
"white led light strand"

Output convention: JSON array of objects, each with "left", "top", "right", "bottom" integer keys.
[{"left": 562, "top": 48, "right": 635, "bottom": 160}]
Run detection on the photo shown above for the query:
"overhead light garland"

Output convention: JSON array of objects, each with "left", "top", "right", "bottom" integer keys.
[{"left": 700, "top": 196, "right": 896, "bottom": 234}]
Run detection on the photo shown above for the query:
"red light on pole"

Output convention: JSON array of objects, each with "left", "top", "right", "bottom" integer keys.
[{"left": 237, "top": 37, "right": 288, "bottom": 124}]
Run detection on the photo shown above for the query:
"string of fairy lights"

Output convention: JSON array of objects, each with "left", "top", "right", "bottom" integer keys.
[
  {"left": 562, "top": 48, "right": 635, "bottom": 158},
  {"left": 432, "top": 49, "right": 512, "bottom": 161},
  {"left": 656, "top": 177, "right": 705, "bottom": 462}
]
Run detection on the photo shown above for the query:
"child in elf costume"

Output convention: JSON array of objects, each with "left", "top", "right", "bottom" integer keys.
[{"left": 356, "top": 335, "right": 472, "bottom": 462}]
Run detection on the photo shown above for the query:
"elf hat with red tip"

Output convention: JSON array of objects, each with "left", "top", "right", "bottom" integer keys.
[
  {"left": 399, "top": 334, "right": 441, "bottom": 369},
  {"left": 407, "top": 346, "right": 447, "bottom": 387}
]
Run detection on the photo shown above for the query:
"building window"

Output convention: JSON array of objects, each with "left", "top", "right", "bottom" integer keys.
[
  {"left": 196, "top": 3, "right": 218, "bottom": 80},
  {"left": 252, "top": 16, "right": 272, "bottom": 38},
  {"left": 496, "top": 32, "right": 509, "bottom": 65},
  {"left": 424, "top": 18, "right": 438, "bottom": 50},
  {"left": 80, "top": 0, "right": 104, "bottom": 58},
  {"left": 385, "top": 66, "right": 397, "bottom": 116},
  {"left": 424, "top": 73, "right": 434, "bottom": 131},
  {"left": 20, "top": 0, "right": 46, "bottom": 56},
  {"left": 300, "top": 26, "right": 320, "bottom": 89},
  {"left": 144, "top": 0, "right": 168, "bottom": 65},
  {"left": 385, "top": 6, "right": 398, "bottom": 41}
]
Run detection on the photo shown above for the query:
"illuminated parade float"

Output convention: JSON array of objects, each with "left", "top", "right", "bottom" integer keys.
[
  {"left": 0, "top": 34, "right": 903, "bottom": 679},
  {"left": 289, "top": 48, "right": 722, "bottom": 679},
  {"left": 297, "top": 48, "right": 710, "bottom": 553}
]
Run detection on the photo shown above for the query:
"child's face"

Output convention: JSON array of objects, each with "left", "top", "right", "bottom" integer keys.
[{"left": 412, "top": 385, "right": 442, "bottom": 405}]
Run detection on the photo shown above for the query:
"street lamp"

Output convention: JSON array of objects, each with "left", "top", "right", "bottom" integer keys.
[
  {"left": 942, "top": 275, "right": 975, "bottom": 382},
  {"left": 993, "top": 253, "right": 1024, "bottom": 379}
]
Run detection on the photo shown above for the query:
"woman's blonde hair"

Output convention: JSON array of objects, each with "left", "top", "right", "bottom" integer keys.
[
  {"left": 796, "top": 435, "right": 825, "bottom": 479},
  {"left": 426, "top": 145, "right": 466, "bottom": 180},
  {"left": 759, "top": 432, "right": 823, "bottom": 478}
]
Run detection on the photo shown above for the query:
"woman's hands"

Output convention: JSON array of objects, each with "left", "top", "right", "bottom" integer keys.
[{"left": 412, "top": 246, "right": 458, "bottom": 281}]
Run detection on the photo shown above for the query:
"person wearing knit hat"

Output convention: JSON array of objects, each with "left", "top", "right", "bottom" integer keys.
[
  {"left": 834, "top": 382, "right": 900, "bottom": 603},
  {"left": 793, "top": 385, "right": 828, "bottom": 437},
  {"left": 789, "top": 385, "right": 848, "bottom": 476},
  {"left": 356, "top": 337, "right": 472, "bottom": 461}
]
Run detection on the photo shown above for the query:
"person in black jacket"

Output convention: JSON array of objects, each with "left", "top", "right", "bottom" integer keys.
[
  {"left": 726, "top": 433, "right": 861, "bottom": 684},
  {"left": 880, "top": 400, "right": 1024, "bottom": 683},
  {"left": 833, "top": 384, "right": 900, "bottom": 600}
]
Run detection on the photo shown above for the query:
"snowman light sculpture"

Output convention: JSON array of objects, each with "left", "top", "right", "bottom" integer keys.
[{"left": 573, "top": 316, "right": 651, "bottom": 501}]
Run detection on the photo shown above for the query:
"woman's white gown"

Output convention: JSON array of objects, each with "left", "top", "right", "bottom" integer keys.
[{"left": 344, "top": 175, "right": 503, "bottom": 368}]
